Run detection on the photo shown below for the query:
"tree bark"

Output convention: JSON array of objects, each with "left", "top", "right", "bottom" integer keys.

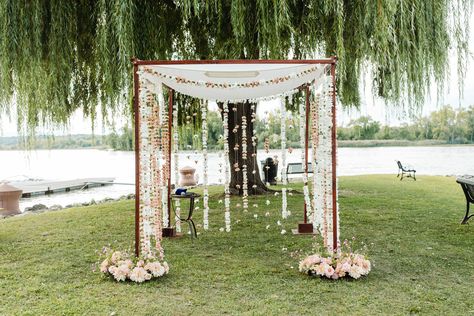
[{"left": 219, "top": 102, "right": 272, "bottom": 195}]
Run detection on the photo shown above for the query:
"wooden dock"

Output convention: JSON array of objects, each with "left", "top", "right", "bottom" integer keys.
[{"left": 10, "top": 178, "right": 115, "bottom": 197}]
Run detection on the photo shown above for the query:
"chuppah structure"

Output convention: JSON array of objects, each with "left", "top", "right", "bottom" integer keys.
[{"left": 132, "top": 58, "right": 339, "bottom": 259}]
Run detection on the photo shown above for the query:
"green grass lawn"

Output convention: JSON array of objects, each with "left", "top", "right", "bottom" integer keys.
[{"left": 1, "top": 175, "right": 473, "bottom": 315}]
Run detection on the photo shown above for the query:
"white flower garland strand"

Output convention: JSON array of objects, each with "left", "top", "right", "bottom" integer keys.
[
  {"left": 158, "top": 87, "right": 169, "bottom": 230},
  {"left": 311, "top": 92, "right": 322, "bottom": 233},
  {"left": 242, "top": 113, "right": 249, "bottom": 211},
  {"left": 138, "top": 79, "right": 164, "bottom": 259},
  {"left": 138, "top": 82, "right": 152, "bottom": 256},
  {"left": 172, "top": 98, "right": 181, "bottom": 233},
  {"left": 311, "top": 78, "right": 336, "bottom": 250},
  {"left": 250, "top": 103, "right": 258, "bottom": 205},
  {"left": 299, "top": 93, "right": 313, "bottom": 222},
  {"left": 202, "top": 100, "right": 210, "bottom": 230},
  {"left": 223, "top": 102, "right": 231, "bottom": 232},
  {"left": 280, "top": 97, "right": 288, "bottom": 219},
  {"left": 143, "top": 66, "right": 319, "bottom": 90}
]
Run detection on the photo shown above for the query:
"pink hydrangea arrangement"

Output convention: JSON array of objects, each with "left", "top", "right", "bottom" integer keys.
[
  {"left": 97, "top": 247, "right": 169, "bottom": 283},
  {"left": 299, "top": 239, "right": 371, "bottom": 280}
]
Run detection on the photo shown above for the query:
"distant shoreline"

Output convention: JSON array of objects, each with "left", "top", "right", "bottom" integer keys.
[
  {"left": 0, "top": 141, "right": 473, "bottom": 151},
  {"left": 337, "top": 140, "right": 474, "bottom": 148}
]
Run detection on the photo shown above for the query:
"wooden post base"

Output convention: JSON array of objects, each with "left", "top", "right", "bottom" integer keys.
[
  {"left": 162, "top": 227, "right": 177, "bottom": 237},
  {"left": 292, "top": 222, "right": 316, "bottom": 235}
]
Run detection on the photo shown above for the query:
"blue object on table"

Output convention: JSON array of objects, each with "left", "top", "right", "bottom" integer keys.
[{"left": 175, "top": 188, "right": 187, "bottom": 196}]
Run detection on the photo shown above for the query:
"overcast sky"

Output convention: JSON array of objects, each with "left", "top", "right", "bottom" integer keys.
[{"left": 1, "top": 14, "right": 473, "bottom": 136}]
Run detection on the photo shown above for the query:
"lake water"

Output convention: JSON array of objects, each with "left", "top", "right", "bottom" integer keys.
[{"left": 1, "top": 146, "right": 473, "bottom": 211}]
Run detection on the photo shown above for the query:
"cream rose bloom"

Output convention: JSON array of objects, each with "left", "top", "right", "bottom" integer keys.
[
  {"left": 110, "top": 251, "right": 123, "bottom": 265},
  {"left": 112, "top": 264, "right": 130, "bottom": 282},
  {"left": 145, "top": 262, "right": 166, "bottom": 277},
  {"left": 341, "top": 262, "right": 351, "bottom": 273},
  {"left": 349, "top": 265, "right": 363, "bottom": 279},
  {"left": 315, "top": 263, "right": 329, "bottom": 276},
  {"left": 117, "top": 259, "right": 134, "bottom": 269},
  {"left": 299, "top": 254, "right": 323, "bottom": 273},
  {"left": 100, "top": 259, "right": 110, "bottom": 273},
  {"left": 163, "top": 262, "right": 170, "bottom": 274},
  {"left": 335, "top": 263, "right": 346, "bottom": 278},
  {"left": 130, "top": 267, "right": 152, "bottom": 283},
  {"left": 359, "top": 259, "right": 371, "bottom": 274},
  {"left": 324, "top": 265, "right": 335, "bottom": 278}
]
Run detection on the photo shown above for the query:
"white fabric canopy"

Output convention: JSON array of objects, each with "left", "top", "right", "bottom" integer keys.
[{"left": 138, "top": 62, "right": 330, "bottom": 101}]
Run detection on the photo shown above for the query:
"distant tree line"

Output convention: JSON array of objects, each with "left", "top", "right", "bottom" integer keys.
[
  {"left": 103, "top": 105, "right": 474, "bottom": 151},
  {"left": 0, "top": 134, "right": 106, "bottom": 150},
  {"left": 6, "top": 105, "right": 468, "bottom": 151},
  {"left": 104, "top": 126, "right": 134, "bottom": 151},
  {"left": 338, "top": 105, "right": 474, "bottom": 144}
]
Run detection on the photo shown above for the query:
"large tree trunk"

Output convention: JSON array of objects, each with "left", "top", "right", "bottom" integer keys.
[{"left": 219, "top": 102, "right": 271, "bottom": 195}]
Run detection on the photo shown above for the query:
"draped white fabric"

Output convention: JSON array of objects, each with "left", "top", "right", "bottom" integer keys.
[{"left": 138, "top": 63, "right": 329, "bottom": 101}]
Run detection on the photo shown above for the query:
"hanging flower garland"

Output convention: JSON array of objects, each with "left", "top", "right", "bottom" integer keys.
[
  {"left": 138, "top": 84, "right": 153, "bottom": 256},
  {"left": 241, "top": 113, "right": 249, "bottom": 211},
  {"left": 299, "top": 91, "right": 313, "bottom": 225},
  {"left": 280, "top": 97, "right": 288, "bottom": 219},
  {"left": 323, "top": 81, "right": 334, "bottom": 250},
  {"left": 311, "top": 90, "right": 322, "bottom": 235},
  {"left": 143, "top": 66, "right": 319, "bottom": 90},
  {"left": 159, "top": 89, "right": 170, "bottom": 231},
  {"left": 223, "top": 102, "right": 231, "bottom": 232},
  {"left": 202, "top": 100, "right": 210, "bottom": 230},
  {"left": 232, "top": 106, "right": 241, "bottom": 200},
  {"left": 172, "top": 97, "right": 181, "bottom": 233},
  {"left": 138, "top": 70, "right": 304, "bottom": 103},
  {"left": 250, "top": 103, "right": 259, "bottom": 203},
  {"left": 137, "top": 80, "right": 165, "bottom": 259},
  {"left": 264, "top": 137, "right": 270, "bottom": 153},
  {"left": 311, "top": 77, "right": 337, "bottom": 250},
  {"left": 325, "top": 79, "right": 339, "bottom": 250}
]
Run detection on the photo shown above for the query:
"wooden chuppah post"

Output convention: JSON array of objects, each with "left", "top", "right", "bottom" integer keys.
[
  {"left": 330, "top": 58, "right": 338, "bottom": 249},
  {"left": 133, "top": 59, "right": 140, "bottom": 257},
  {"left": 304, "top": 85, "right": 310, "bottom": 224},
  {"left": 168, "top": 89, "right": 173, "bottom": 226},
  {"left": 162, "top": 88, "right": 177, "bottom": 237},
  {"left": 295, "top": 85, "right": 314, "bottom": 234}
]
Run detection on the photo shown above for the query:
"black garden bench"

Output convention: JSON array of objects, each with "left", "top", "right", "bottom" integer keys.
[
  {"left": 456, "top": 175, "right": 474, "bottom": 224},
  {"left": 396, "top": 160, "right": 416, "bottom": 181}
]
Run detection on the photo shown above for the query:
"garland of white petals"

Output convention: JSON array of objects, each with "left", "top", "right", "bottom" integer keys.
[
  {"left": 172, "top": 99, "right": 181, "bottom": 233},
  {"left": 143, "top": 66, "right": 319, "bottom": 90},
  {"left": 223, "top": 102, "right": 231, "bottom": 232},
  {"left": 138, "top": 79, "right": 164, "bottom": 259},
  {"left": 299, "top": 93, "right": 313, "bottom": 223},
  {"left": 202, "top": 100, "right": 210, "bottom": 230},
  {"left": 280, "top": 97, "right": 288, "bottom": 219},
  {"left": 241, "top": 113, "right": 249, "bottom": 211},
  {"left": 311, "top": 91, "right": 322, "bottom": 234},
  {"left": 311, "top": 78, "right": 338, "bottom": 250},
  {"left": 159, "top": 89, "right": 170, "bottom": 230},
  {"left": 250, "top": 103, "right": 258, "bottom": 202}
]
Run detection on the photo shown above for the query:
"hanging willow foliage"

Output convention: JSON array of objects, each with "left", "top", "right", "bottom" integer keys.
[{"left": 0, "top": 0, "right": 471, "bottom": 134}]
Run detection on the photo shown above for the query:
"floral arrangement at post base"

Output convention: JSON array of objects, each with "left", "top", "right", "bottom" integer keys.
[
  {"left": 299, "top": 239, "right": 371, "bottom": 280},
  {"left": 98, "top": 247, "right": 169, "bottom": 283}
]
